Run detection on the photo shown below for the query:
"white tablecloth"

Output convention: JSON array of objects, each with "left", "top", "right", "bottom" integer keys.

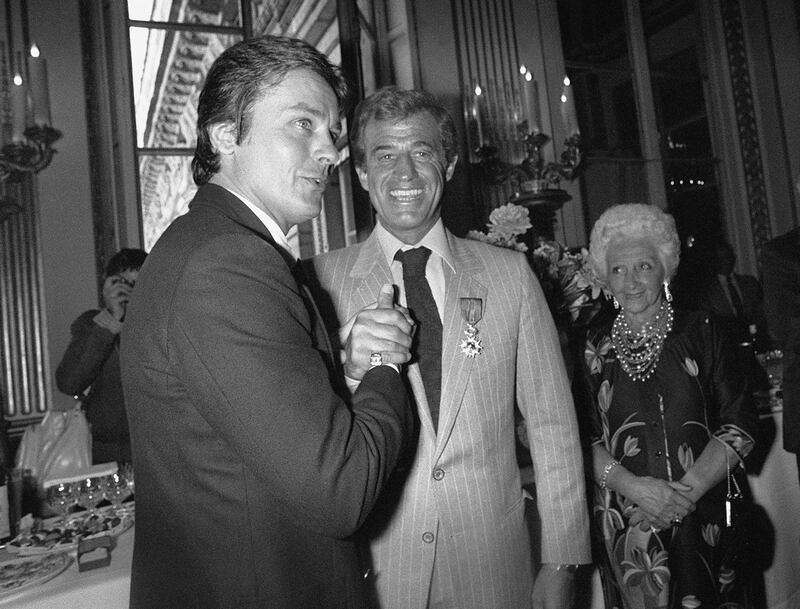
[
  {"left": 748, "top": 407, "right": 800, "bottom": 609},
  {"left": 0, "top": 525, "right": 132, "bottom": 608}
]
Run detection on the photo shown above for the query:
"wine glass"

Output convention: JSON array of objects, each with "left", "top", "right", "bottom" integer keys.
[
  {"left": 119, "top": 463, "right": 135, "bottom": 513},
  {"left": 46, "top": 482, "right": 76, "bottom": 528},
  {"left": 104, "top": 471, "right": 130, "bottom": 516},
  {"left": 75, "top": 476, "right": 105, "bottom": 519}
]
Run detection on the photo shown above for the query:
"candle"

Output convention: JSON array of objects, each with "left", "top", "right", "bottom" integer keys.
[
  {"left": 11, "top": 72, "right": 28, "bottom": 142},
  {"left": 560, "top": 75, "right": 579, "bottom": 137},
  {"left": 474, "top": 84, "right": 484, "bottom": 147},
  {"left": 520, "top": 68, "right": 532, "bottom": 129},
  {"left": 7, "top": 0, "right": 27, "bottom": 72},
  {"left": 28, "top": 44, "right": 51, "bottom": 126},
  {"left": 519, "top": 68, "right": 542, "bottom": 135}
]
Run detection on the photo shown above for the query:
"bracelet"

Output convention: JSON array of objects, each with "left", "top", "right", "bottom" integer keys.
[
  {"left": 554, "top": 564, "right": 580, "bottom": 573},
  {"left": 599, "top": 459, "right": 620, "bottom": 490}
]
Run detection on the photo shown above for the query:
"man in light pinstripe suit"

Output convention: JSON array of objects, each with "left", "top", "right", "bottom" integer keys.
[{"left": 309, "top": 87, "right": 590, "bottom": 609}]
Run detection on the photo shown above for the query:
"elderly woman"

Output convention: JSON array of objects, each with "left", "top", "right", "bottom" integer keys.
[{"left": 577, "top": 204, "right": 757, "bottom": 609}]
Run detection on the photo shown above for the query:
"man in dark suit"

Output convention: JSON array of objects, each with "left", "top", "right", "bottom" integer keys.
[
  {"left": 121, "top": 36, "right": 414, "bottom": 609},
  {"left": 697, "top": 240, "right": 765, "bottom": 343},
  {"left": 761, "top": 225, "right": 800, "bottom": 484}
]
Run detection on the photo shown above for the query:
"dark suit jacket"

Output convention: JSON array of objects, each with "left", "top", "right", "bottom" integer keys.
[
  {"left": 55, "top": 310, "right": 131, "bottom": 463},
  {"left": 121, "top": 184, "right": 410, "bottom": 609},
  {"left": 761, "top": 227, "right": 800, "bottom": 453},
  {"left": 696, "top": 272, "right": 764, "bottom": 340}
]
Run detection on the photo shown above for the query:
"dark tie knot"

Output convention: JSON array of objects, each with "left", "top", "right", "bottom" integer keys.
[{"left": 395, "top": 247, "right": 431, "bottom": 278}]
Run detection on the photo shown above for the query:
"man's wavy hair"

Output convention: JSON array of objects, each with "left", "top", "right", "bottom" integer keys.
[
  {"left": 349, "top": 86, "right": 458, "bottom": 170},
  {"left": 588, "top": 203, "right": 681, "bottom": 285},
  {"left": 192, "top": 36, "right": 349, "bottom": 185}
]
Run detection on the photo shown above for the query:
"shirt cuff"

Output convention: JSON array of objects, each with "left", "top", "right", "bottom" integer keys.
[
  {"left": 93, "top": 309, "right": 123, "bottom": 334},
  {"left": 345, "top": 364, "right": 401, "bottom": 392}
]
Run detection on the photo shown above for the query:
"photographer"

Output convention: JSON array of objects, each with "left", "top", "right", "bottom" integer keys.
[{"left": 56, "top": 248, "right": 146, "bottom": 464}]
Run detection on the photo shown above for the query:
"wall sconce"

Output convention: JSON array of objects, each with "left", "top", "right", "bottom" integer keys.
[
  {"left": 471, "top": 72, "right": 583, "bottom": 211},
  {"left": 0, "top": 5, "right": 62, "bottom": 223}
]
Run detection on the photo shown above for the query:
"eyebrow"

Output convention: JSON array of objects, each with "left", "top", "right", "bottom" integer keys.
[
  {"left": 369, "top": 140, "right": 435, "bottom": 154},
  {"left": 286, "top": 101, "right": 327, "bottom": 118}
]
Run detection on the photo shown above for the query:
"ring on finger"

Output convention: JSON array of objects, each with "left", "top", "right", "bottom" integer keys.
[{"left": 369, "top": 352, "right": 383, "bottom": 367}]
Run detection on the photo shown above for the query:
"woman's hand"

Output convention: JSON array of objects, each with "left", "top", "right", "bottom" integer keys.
[{"left": 626, "top": 476, "right": 695, "bottom": 530}]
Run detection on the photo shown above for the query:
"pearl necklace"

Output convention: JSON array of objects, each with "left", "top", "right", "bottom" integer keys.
[{"left": 611, "top": 300, "right": 674, "bottom": 382}]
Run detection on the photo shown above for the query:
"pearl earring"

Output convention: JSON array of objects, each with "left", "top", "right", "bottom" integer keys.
[
  {"left": 663, "top": 282, "right": 673, "bottom": 302},
  {"left": 612, "top": 296, "right": 620, "bottom": 310}
]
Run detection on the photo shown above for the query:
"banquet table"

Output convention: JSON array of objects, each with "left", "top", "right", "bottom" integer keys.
[
  {"left": 0, "top": 524, "right": 132, "bottom": 608},
  {"left": 746, "top": 404, "right": 800, "bottom": 609}
]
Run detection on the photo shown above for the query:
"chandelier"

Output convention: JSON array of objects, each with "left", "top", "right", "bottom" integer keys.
[
  {"left": 470, "top": 71, "right": 583, "bottom": 210},
  {"left": 0, "top": 3, "right": 61, "bottom": 222}
]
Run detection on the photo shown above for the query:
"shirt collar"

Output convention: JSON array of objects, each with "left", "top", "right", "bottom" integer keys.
[
  {"left": 218, "top": 185, "right": 296, "bottom": 261},
  {"left": 375, "top": 219, "right": 455, "bottom": 272}
]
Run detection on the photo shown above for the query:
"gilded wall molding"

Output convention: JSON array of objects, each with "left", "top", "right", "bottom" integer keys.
[{"left": 720, "top": 0, "right": 772, "bottom": 251}]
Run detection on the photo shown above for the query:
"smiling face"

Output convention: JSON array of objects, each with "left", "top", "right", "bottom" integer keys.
[
  {"left": 606, "top": 238, "right": 666, "bottom": 329},
  {"left": 210, "top": 68, "right": 340, "bottom": 233},
  {"left": 356, "top": 112, "right": 457, "bottom": 244}
]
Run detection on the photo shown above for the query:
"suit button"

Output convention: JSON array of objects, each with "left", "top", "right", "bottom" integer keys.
[
  {"left": 422, "top": 532, "right": 435, "bottom": 544},
  {"left": 655, "top": 450, "right": 663, "bottom": 457},
  {"left": 432, "top": 468, "right": 445, "bottom": 481}
]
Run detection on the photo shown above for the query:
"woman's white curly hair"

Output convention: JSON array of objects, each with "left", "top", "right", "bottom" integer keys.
[{"left": 588, "top": 203, "right": 681, "bottom": 286}]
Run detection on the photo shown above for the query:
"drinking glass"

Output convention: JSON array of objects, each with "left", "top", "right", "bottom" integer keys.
[
  {"left": 120, "top": 463, "right": 135, "bottom": 511},
  {"left": 104, "top": 471, "right": 130, "bottom": 515},
  {"left": 75, "top": 476, "right": 105, "bottom": 518},
  {"left": 46, "top": 482, "right": 75, "bottom": 528}
]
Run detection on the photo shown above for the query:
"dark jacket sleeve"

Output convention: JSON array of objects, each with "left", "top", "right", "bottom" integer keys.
[
  {"left": 55, "top": 310, "right": 117, "bottom": 397},
  {"left": 762, "top": 241, "right": 800, "bottom": 353},
  {"left": 168, "top": 235, "right": 411, "bottom": 538},
  {"left": 697, "top": 314, "right": 758, "bottom": 450}
]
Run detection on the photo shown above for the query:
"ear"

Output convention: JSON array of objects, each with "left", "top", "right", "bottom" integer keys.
[
  {"left": 208, "top": 121, "right": 237, "bottom": 155},
  {"left": 355, "top": 166, "right": 370, "bottom": 192},
  {"left": 445, "top": 155, "right": 458, "bottom": 182}
]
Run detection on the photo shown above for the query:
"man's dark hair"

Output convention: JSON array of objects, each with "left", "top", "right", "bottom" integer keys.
[
  {"left": 350, "top": 86, "right": 458, "bottom": 170},
  {"left": 106, "top": 248, "right": 147, "bottom": 277},
  {"left": 192, "top": 35, "right": 349, "bottom": 185}
]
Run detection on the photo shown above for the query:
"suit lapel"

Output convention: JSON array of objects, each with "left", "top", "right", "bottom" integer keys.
[
  {"left": 434, "top": 236, "right": 486, "bottom": 460},
  {"left": 351, "top": 234, "right": 394, "bottom": 316}
]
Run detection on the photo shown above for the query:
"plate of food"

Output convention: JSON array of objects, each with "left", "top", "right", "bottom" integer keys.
[
  {"left": 0, "top": 551, "right": 73, "bottom": 595},
  {"left": 7, "top": 510, "right": 134, "bottom": 556}
]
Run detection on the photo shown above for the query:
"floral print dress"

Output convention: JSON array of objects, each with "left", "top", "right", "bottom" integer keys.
[{"left": 578, "top": 311, "right": 758, "bottom": 609}]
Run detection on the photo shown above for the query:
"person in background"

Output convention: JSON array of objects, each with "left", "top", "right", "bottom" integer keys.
[
  {"left": 761, "top": 222, "right": 800, "bottom": 484},
  {"left": 696, "top": 240, "right": 765, "bottom": 344},
  {"left": 576, "top": 203, "right": 758, "bottom": 608},
  {"left": 56, "top": 247, "right": 147, "bottom": 465},
  {"left": 121, "top": 36, "right": 413, "bottom": 609},
  {"left": 309, "top": 86, "right": 590, "bottom": 609}
]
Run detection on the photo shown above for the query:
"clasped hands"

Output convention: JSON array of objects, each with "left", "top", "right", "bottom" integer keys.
[
  {"left": 625, "top": 476, "right": 696, "bottom": 532},
  {"left": 343, "top": 284, "right": 414, "bottom": 380}
]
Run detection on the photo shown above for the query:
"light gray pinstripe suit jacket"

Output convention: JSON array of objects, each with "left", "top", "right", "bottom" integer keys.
[{"left": 310, "top": 227, "right": 591, "bottom": 609}]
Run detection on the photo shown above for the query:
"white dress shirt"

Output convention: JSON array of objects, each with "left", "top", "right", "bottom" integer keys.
[
  {"left": 717, "top": 273, "right": 744, "bottom": 313},
  {"left": 374, "top": 218, "right": 456, "bottom": 320},
  {"left": 217, "top": 184, "right": 297, "bottom": 261}
]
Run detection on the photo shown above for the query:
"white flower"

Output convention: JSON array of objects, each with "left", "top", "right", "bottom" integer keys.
[{"left": 487, "top": 203, "right": 532, "bottom": 240}]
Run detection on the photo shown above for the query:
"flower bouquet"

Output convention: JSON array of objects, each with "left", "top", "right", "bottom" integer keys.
[
  {"left": 530, "top": 240, "right": 603, "bottom": 328},
  {"left": 467, "top": 203, "right": 602, "bottom": 329}
]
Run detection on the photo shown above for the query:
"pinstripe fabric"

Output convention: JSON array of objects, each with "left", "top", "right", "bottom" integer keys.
[{"left": 311, "top": 229, "right": 591, "bottom": 609}]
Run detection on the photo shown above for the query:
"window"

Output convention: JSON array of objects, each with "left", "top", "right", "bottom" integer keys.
[
  {"left": 558, "top": 0, "right": 722, "bottom": 247},
  {"left": 127, "top": 0, "right": 353, "bottom": 254}
]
